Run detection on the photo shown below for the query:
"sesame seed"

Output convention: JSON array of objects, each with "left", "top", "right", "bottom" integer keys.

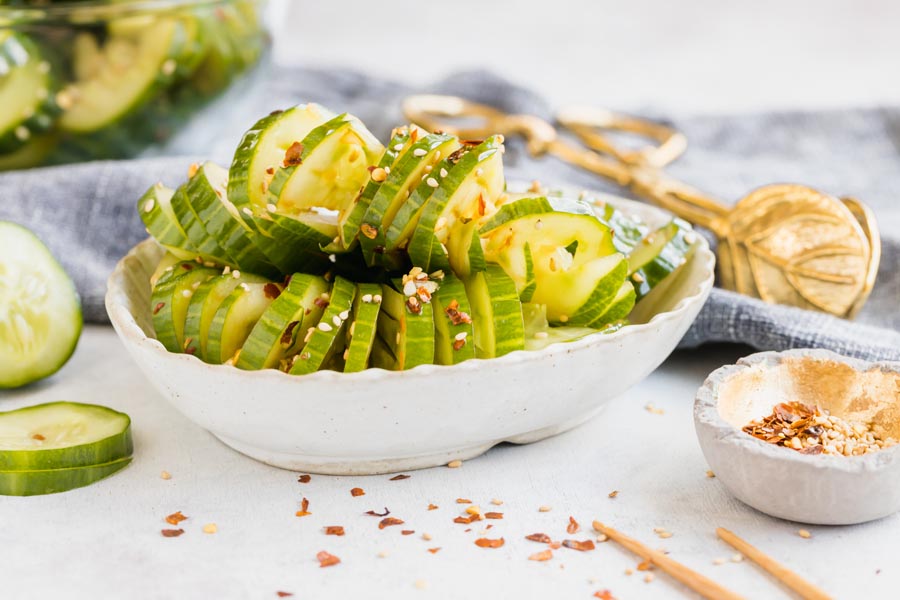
[
  {"left": 632, "top": 272, "right": 645, "bottom": 283},
  {"left": 372, "top": 294, "right": 382, "bottom": 303},
  {"left": 160, "top": 470, "right": 172, "bottom": 480},
  {"left": 644, "top": 574, "right": 654, "bottom": 583},
  {"left": 596, "top": 534, "right": 608, "bottom": 542},
  {"left": 447, "top": 460, "right": 463, "bottom": 468},
  {"left": 328, "top": 254, "right": 337, "bottom": 263},
  {"left": 475, "top": 168, "right": 484, "bottom": 176},
  {"left": 490, "top": 499, "right": 503, "bottom": 506},
  {"left": 394, "top": 143, "right": 404, "bottom": 151},
  {"left": 454, "top": 332, "right": 468, "bottom": 341},
  {"left": 362, "top": 294, "right": 373, "bottom": 303},
  {"left": 267, "top": 203, "right": 277, "bottom": 213},
  {"left": 713, "top": 557, "right": 727, "bottom": 565},
  {"left": 424, "top": 165, "right": 433, "bottom": 173},
  {"left": 414, "top": 580, "right": 427, "bottom": 590},
  {"left": 332, "top": 315, "right": 342, "bottom": 327},
  {"left": 203, "top": 261, "right": 215, "bottom": 268},
  {"left": 339, "top": 310, "right": 350, "bottom": 320},
  {"left": 434, "top": 151, "right": 442, "bottom": 160},
  {"left": 422, "top": 533, "right": 433, "bottom": 541},
  {"left": 241, "top": 207, "right": 252, "bottom": 218},
  {"left": 378, "top": 550, "right": 389, "bottom": 558},
  {"left": 558, "top": 315, "right": 569, "bottom": 323},
  {"left": 534, "top": 331, "right": 549, "bottom": 340},
  {"left": 181, "top": 290, "right": 192, "bottom": 298},
  {"left": 624, "top": 569, "right": 633, "bottom": 576},
  {"left": 143, "top": 199, "right": 155, "bottom": 213},
  {"left": 161, "top": 59, "right": 177, "bottom": 76},
  {"left": 403, "top": 281, "right": 417, "bottom": 296},
  {"left": 371, "top": 167, "right": 387, "bottom": 182},
  {"left": 440, "top": 168, "right": 449, "bottom": 178},
  {"left": 684, "top": 232, "right": 698, "bottom": 245},
  {"left": 413, "top": 148, "right": 427, "bottom": 157},
  {"left": 798, "top": 529, "right": 812, "bottom": 539},
  {"left": 538, "top": 505, "right": 552, "bottom": 512},
  {"left": 435, "top": 216, "right": 447, "bottom": 231},
  {"left": 731, "top": 554, "right": 743, "bottom": 563},
  {"left": 303, "top": 327, "right": 315, "bottom": 343},
  {"left": 239, "top": 283, "right": 250, "bottom": 291},
  {"left": 706, "top": 470, "right": 716, "bottom": 478},
  {"left": 426, "top": 177, "right": 439, "bottom": 188},
  {"left": 14, "top": 126, "right": 29, "bottom": 141},
  {"left": 232, "top": 270, "right": 241, "bottom": 278},
  {"left": 203, "top": 523, "right": 217, "bottom": 534},
  {"left": 318, "top": 322, "right": 333, "bottom": 332},
  {"left": 222, "top": 266, "right": 231, "bottom": 275},
  {"left": 384, "top": 166, "right": 390, "bottom": 174}
]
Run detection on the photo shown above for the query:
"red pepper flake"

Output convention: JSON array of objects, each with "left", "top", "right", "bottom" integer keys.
[
  {"left": 296, "top": 497, "right": 312, "bottom": 517},
  {"left": 525, "top": 533, "right": 552, "bottom": 543},
  {"left": 474, "top": 537, "right": 505, "bottom": 549},
  {"left": 313, "top": 297, "right": 330, "bottom": 309},
  {"left": 276, "top": 592, "right": 293, "bottom": 598},
  {"left": 161, "top": 528, "right": 184, "bottom": 538},
  {"left": 264, "top": 283, "right": 282, "bottom": 299},
  {"left": 32, "top": 433, "right": 45, "bottom": 441},
  {"left": 454, "top": 514, "right": 482, "bottom": 524},
  {"left": 185, "top": 346, "right": 197, "bottom": 355},
  {"left": 452, "top": 338, "right": 466, "bottom": 351},
  {"left": 379, "top": 517, "right": 404, "bottom": 529},
  {"left": 456, "top": 498, "right": 473, "bottom": 504},
  {"left": 529, "top": 549, "right": 553, "bottom": 561},
  {"left": 486, "top": 524, "right": 493, "bottom": 530},
  {"left": 401, "top": 530, "right": 415, "bottom": 536},
  {"left": 324, "top": 526, "right": 345, "bottom": 536},
  {"left": 406, "top": 296, "right": 422, "bottom": 314},
  {"left": 165, "top": 511, "right": 188, "bottom": 525},
  {"left": 298, "top": 474, "right": 311, "bottom": 483},
  {"left": 316, "top": 551, "right": 340, "bottom": 568},
  {"left": 346, "top": 488, "right": 364, "bottom": 497},
  {"left": 182, "top": 263, "right": 194, "bottom": 271},
  {"left": 153, "top": 302, "right": 165, "bottom": 315},
  {"left": 360, "top": 223, "right": 378, "bottom": 239},
  {"left": 445, "top": 304, "right": 473, "bottom": 325},
  {"left": 283, "top": 142, "right": 304, "bottom": 167},
  {"left": 636, "top": 559, "right": 653, "bottom": 571},
  {"left": 427, "top": 547, "right": 441, "bottom": 554},
  {"left": 280, "top": 320, "right": 300, "bottom": 346},
  {"left": 548, "top": 541, "right": 562, "bottom": 550},
  {"left": 265, "top": 167, "right": 275, "bottom": 176},
  {"left": 365, "top": 507, "right": 390, "bottom": 517},
  {"left": 484, "top": 512, "right": 503, "bottom": 520},
  {"left": 594, "top": 591, "right": 616, "bottom": 600},
  {"left": 427, "top": 504, "right": 439, "bottom": 511},
  {"left": 389, "top": 474, "right": 410, "bottom": 481},
  {"left": 567, "top": 516, "right": 580, "bottom": 534},
  {"left": 562, "top": 539, "right": 595, "bottom": 552}
]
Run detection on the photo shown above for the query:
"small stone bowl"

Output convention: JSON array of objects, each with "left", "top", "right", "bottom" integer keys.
[{"left": 694, "top": 348, "right": 900, "bottom": 525}]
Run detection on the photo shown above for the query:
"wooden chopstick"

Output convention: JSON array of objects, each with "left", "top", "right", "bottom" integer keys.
[
  {"left": 593, "top": 521, "right": 745, "bottom": 600},
  {"left": 717, "top": 528, "right": 832, "bottom": 600}
]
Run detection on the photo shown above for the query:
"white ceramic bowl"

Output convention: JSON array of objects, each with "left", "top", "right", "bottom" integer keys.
[
  {"left": 107, "top": 194, "right": 714, "bottom": 475},
  {"left": 695, "top": 349, "right": 900, "bottom": 525}
]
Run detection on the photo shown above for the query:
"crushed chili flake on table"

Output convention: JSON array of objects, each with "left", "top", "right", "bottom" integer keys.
[
  {"left": 594, "top": 591, "right": 616, "bottom": 600},
  {"left": 379, "top": 517, "right": 404, "bottom": 529},
  {"left": 296, "top": 498, "right": 312, "bottom": 517},
  {"left": 742, "top": 400, "right": 898, "bottom": 456},
  {"left": 428, "top": 547, "right": 441, "bottom": 554},
  {"left": 401, "top": 530, "right": 415, "bottom": 536},
  {"left": 454, "top": 514, "right": 481, "bottom": 524},
  {"left": 475, "top": 537, "right": 505, "bottom": 548},
  {"left": 350, "top": 487, "right": 365, "bottom": 497},
  {"left": 366, "top": 508, "right": 390, "bottom": 517},
  {"left": 298, "top": 474, "right": 311, "bottom": 483},
  {"left": 316, "top": 551, "right": 340, "bottom": 568},
  {"left": 567, "top": 516, "right": 580, "bottom": 534},
  {"left": 456, "top": 498, "right": 472, "bottom": 504},
  {"left": 526, "top": 533, "right": 552, "bottom": 543},
  {"left": 529, "top": 549, "right": 553, "bottom": 561},
  {"left": 276, "top": 592, "right": 293, "bottom": 598},
  {"left": 484, "top": 512, "right": 503, "bottom": 519},
  {"left": 324, "top": 526, "right": 345, "bottom": 536},
  {"left": 562, "top": 539, "right": 595, "bottom": 551},
  {"left": 165, "top": 511, "right": 187, "bottom": 525},
  {"left": 608, "top": 490, "right": 619, "bottom": 498},
  {"left": 389, "top": 474, "right": 410, "bottom": 481},
  {"left": 161, "top": 528, "right": 184, "bottom": 538},
  {"left": 427, "top": 504, "right": 439, "bottom": 511},
  {"left": 637, "top": 559, "right": 653, "bottom": 571}
]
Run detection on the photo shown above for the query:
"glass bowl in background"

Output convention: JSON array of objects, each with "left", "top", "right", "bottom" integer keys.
[{"left": 0, "top": 0, "right": 270, "bottom": 170}]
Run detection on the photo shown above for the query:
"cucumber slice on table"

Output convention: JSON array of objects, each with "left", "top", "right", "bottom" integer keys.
[
  {"left": 371, "top": 280, "right": 435, "bottom": 370},
  {"left": 138, "top": 183, "right": 199, "bottom": 261},
  {"left": 238, "top": 273, "right": 330, "bottom": 371},
  {"left": 0, "top": 457, "right": 132, "bottom": 497},
  {"left": 288, "top": 276, "right": 356, "bottom": 375},
  {"left": 0, "top": 222, "right": 81, "bottom": 389},
  {"left": 206, "top": 279, "right": 281, "bottom": 364},
  {"left": 480, "top": 196, "right": 631, "bottom": 326},
  {"left": 183, "top": 270, "right": 268, "bottom": 361},
  {"left": 359, "top": 132, "right": 460, "bottom": 267},
  {"left": 0, "top": 402, "right": 132, "bottom": 471},
  {"left": 463, "top": 264, "right": 525, "bottom": 358},
  {"left": 0, "top": 32, "right": 59, "bottom": 155},
  {"left": 626, "top": 218, "right": 697, "bottom": 301},
  {"left": 431, "top": 272, "right": 476, "bottom": 365},
  {"left": 406, "top": 136, "right": 505, "bottom": 277},
  {"left": 151, "top": 264, "right": 217, "bottom": 353},
  {"left": 343, "top": 282, "right": 383, "bottom": 373}
]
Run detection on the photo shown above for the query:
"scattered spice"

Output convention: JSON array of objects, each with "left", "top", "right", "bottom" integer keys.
[
  {"left": 324, "top": 526, "right": 345, "bottom": 536},
  {"left": 798, "top": 529, "right": 812, "bottom": 539},
  {"left": 161, "top": 529, "right": 184, "bottom": 538},
  {"left": 529, "top": 549, "right": 553, "bottom": 561},
  {"left": 474, "top": 537, "right": 505, "bottom": 548},
  {"left": 414, "top": 580, "right": 427, "bottom": 590},
  {"left": 644, "top": 573, "right": 655, "bottom": 583},
  {"left": 165, "top": 511, "right": 188, "bottom": 525},
  {"left": 160, "top": 470, "right": 171, "bottom": 480},
  {"left": 456, "top": 498, "right": 473, "bottom": 504},
  {"left": 202, "top": 523, "right": 217, "bottom": 534},
  {"left": 422, "top": 533, "right": 433, "bottom": 541},
  {"left": 712, "top": 557, "right": 727, "bottom": 565},
  {"left": 428, "top": 547, "right": 441, "bottom": 554},
  {"left": 743, "top": 400, "right": 897, "bottom": 456},
  {"left": 379, "top": 517, "right": 404, "bottom": 529},
  {"left": 567, "top": 516, "right": 580, "bottom": 534},
  {"left": 296, "top": 498, "right": 312, "bottom": 517},
  {"left": 731, "top": 553, "right": 744, "bottom": 563},
  {"left": 298, "top": 474, "right": 311, "bottom": 483},
  {"left": 276, "top": 592, "right": 293, "bottom": 598},
  {"left": 562, "top": 539, "right": 595, "bottom": 552},
  {"left": 283, "top": 142, "right": 304, "bottom": 167},
  {"left": 539, "top": 505, "right": 552, "bottom": 512},
  {"left": 706, "top": 470, "right": 716, "bottom": 478},
  {"left": 490, "top": 498, "right": 503, "bottom": 506},
  {"left": 525, "top": 533, "right": 552, "bottom": 544},
  {"left": 264, "top": 283, "right": 281, "bottom": 299},
  {"left": 316, "top": 551, "right": 340, "bottom": 568},
  {"left": 636, "top": 559, "right": 653, "bottom": 571},
  {"left": 401, "top": 530, "right": 415, "bottom": 536},
  {"left": 454, "top": 514, "right": 481, "bottom": 524},
  {"left": 32, "top": 433, "right": 45, "bottom": 441},
  {"left": 465, "top": 506, "right": 481, "bottom": 516},
  {"left": 427, "top": 504, "right": 439, "bottom": 511},
  {"left": 280, "top": 321, "right": 300, "bottom": 346},
  {"left": 484, "top": 512, "right": 503, "bottom": 520},
  {"left": 594, "top": 591, "right": 616, "bottom": 600},
  {"left": 360, "top": 223, "right": 378, "bottom": 239},
  {"left": 350, "top": 487, "right": 365, "bottom": 497},
  {"left": 366, "top": 508, "right": 390, "bottom": 517},
  {"left": 153, "top": 302, "right": 165, "bottom": 315},
  {"left": 447, "top": 460, "right": 463, "bottom": 468},
  {"left": 389, "top": 474, "right": 410, "bottom": 481},
  {"left": 608, "top": 490, "right": 619, "bottom": 499}
]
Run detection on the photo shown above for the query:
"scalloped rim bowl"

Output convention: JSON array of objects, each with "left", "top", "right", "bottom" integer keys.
[
  {"left": 106, "top": 193, "right": 714, "bottom": 474},
  {"left": 695, "top": 349, "right": 900, "bottom": 525}
]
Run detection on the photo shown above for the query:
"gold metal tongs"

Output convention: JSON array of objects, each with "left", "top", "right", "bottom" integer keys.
[{"left": 402, "top": 95, "right": 880, "bottom": 318}]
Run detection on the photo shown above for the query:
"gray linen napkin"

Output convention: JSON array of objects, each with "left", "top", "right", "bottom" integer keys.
[{"left": 1, "top": 68, "right": 897, "bottom": 360}]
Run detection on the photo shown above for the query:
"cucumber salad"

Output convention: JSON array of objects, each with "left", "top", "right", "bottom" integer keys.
[{"left": 139, "top": 104, "right": 700, "bottom": 374}]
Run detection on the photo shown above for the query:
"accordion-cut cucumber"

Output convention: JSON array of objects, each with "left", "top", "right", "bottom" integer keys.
[
  {"left": 250, "top": 210, "right": 335, "bottom": 274},
  {"left": 372, "top": 282, "right": 435, "bottom": 370},
  {"left": 229, "top": 103, "right": 335, "bottom": 210},
  {"left": 0, "top": 222, "right": 82, "bottom": 389},
  {"left": 206, "top": 280, "right": 280, "bottom": 364},
  {"left": 138, "top": 183, "right": 199, "bottom": 261},
  {"left": 431, "top": 273, "right": 476, "bottom": 365},
  {"left": 170, "top": 173, "right": 234, "bottom": 266},
  {"left": 289, "top": 276, "right": 356, "bottom": 375},
  {"left": 0, "top": 456, "right": 132, "bottom": 497},
  {"left": 0, "top": 32, "right": 58, "bottom": 154},
  {"left": 407, "top": 136, "right": 505, "bottom": 277},
  {"left": 0, "top": 402, "right": 132, "bottom": 471},
  {"left": 359, "top": 132, "right": 460, "bottom": 266},
  {"left": 238, "top": 274, "right": 330, "bottom": 371},
  {"left": 627, "top": 218, "right": 696, "bottom": 301},
  {"left": 588, "top": 281, "right": 636, "bottom": 327},
  {"left": 151, "top": 264, "right": 217, "bottom": 353},
  {"left": 343, "top": 283, "right": 383, "bottom": 372},
  {"left": 522, "top": 304, "right": 597, "bottom": 352},
  {"left": 463, "top": 265, "right": 524, "bottom": 358},
  {"left": 183, "top": 271, "right": 268, "bottom": 361},
  {"left": 597, "top": 201, "right": 649, "bottom": 255}
]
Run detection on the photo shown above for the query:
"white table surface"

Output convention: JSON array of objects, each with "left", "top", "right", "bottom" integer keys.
[{"left": 2, "top": 326, "right": 895, "bottom": 599}]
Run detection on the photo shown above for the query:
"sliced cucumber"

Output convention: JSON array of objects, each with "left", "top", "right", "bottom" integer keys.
[
  {"left": 522, "top": 304, "right": 597, "bottom": 352},
  {"left": 138, "top": 182, "right": 199, "bottom": 261},
  {"left": 170, "top": 171, "right": 236, "bottom": 266},
  {"left": 238, "top": 273, "right": 330, "bottom": 371},
  {"left": 0, "top": 402, "right": 132, "bottom": 471},
  {"left": 343, "top": 282, "right": 383, "bottom": 373},
  {"left": 406, "top": 136, "right": 505, "bottom": 277},
  {"left": 431, "top": 273, "right": 476, "bottom": 365},
  {"left": 481, "top": 196, "right": 628, "bottom": 325},
  {"left": 0, "top": 222, "right": 82, "bottom": 389},
  {"left": 463, "top": 264, "right": 524, "bottom": 358},
  {"left": 627, "top": 218, "right": 696, "bottom": 301},
  {"left": 206, "top": 280, "right": 280, "bottom": 364},
  {"left": 288, "top": 276, "right": 356, "bottom": 375},
  {"left": 249, "top": 210, "right": 335, "bottom": 275},
  {"left": 58, "top": 18, "right": 187, "bottom": 133},
  {"left": 183, "top": 271, "right": 268, "bottom": 361},
  {"left": 588, "top": 281, "right": 636, "bottom": 327},
  {"left": 0, "top": 32, "right": 59, "bottom": 154},
  {"left": 0, "top": 456, "right": 132, "bottom": 497},
  {"left": 228, "top": 103, "right": 335, "bottom": 210},
  {"left": 151, "top": 264, "right": 217, "bottom": 353},
  {"left": 359, "top": 132, "right": 460, "bottom": 267},
  {"left": 372, "top": 280, "right": 435, "bottom": 370},
  {"left": 596, "top": 201, "right": 649, "bottom": 255}
]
